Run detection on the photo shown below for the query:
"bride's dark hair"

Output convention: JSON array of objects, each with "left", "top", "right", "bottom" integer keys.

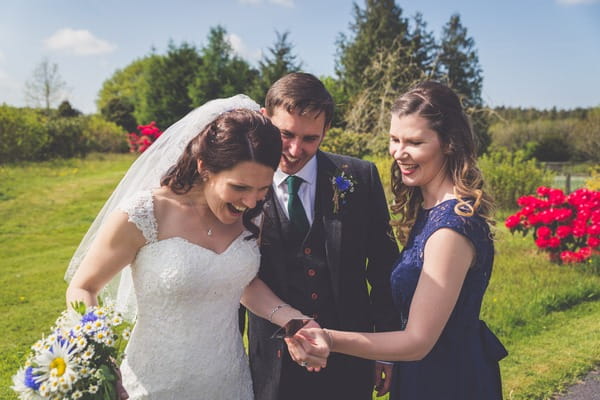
[{"left": 161, "top": 109, "right": 282, "bottom": 239}]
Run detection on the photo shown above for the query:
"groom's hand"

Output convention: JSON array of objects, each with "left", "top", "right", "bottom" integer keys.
[{"left": 373, "top": 361, "right": 393, "bottom": 396}]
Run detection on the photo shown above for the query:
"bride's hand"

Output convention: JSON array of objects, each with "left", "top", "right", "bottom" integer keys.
[{"left": 284, "top": 326, "right": 331, "bottom": 372}]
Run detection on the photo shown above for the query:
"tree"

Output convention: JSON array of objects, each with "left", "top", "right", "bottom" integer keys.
[
  {"left": 101, "top": 97, "right": 137, "bottom": 132},
  {"left": 437, "top": 14, "right": 490, "bottom": 153},
  {"left": 57, "top": 100, "right": 82, "bottom": 118},
  {"left": 407, "top": 12, "right": 438, "bottom": 80},
  {"left": 189, "top": 26, "right": 258, "bottom": 108},
  {"left": 24, "top": 58, "right": 68, "bottom": 111},
  {"left": 96, "top": 56, "right": 156, "bottom": 128},
  {"left": 335, "top": 0, "right": 410, "bottom": 98},
  {"left": 137, "top": 41, "right": 202, "bottom": 128},
  {"left": 250, "top": 31, "right": 303, "bottom": 102}
]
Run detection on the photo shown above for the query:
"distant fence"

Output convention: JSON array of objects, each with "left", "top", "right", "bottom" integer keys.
[{"left": 544, "top": 162, "right": 590, "bottom": 193}]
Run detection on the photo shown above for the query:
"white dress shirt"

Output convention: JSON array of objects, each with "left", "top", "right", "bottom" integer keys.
[{"left": 273, "top": 155, "right": 318, "bottom": 225}]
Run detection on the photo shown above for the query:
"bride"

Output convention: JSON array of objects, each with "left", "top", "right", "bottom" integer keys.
[{"left": 65, "top": 96, "right": 310, "bottom": 399}]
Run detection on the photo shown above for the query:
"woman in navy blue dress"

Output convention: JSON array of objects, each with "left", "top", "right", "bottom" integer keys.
[{"left": 286, "top": 81, "right": 507, "bottom": 399}]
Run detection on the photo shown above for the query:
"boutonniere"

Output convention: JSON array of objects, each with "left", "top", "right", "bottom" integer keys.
[{"left": 331, "top": 169, "right": 356, "bottom": 214}]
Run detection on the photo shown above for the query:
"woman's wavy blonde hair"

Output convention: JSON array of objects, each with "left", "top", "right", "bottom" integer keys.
[{"left": 389, "top": 81, "right": 495, "bottom": 244}]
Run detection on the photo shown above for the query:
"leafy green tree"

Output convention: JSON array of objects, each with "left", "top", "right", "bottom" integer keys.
[
  {"left": 138, "top": 41, "right": 202, "bottom": 128},
  {"left": 189, "top": 26, "right": 258, "bottom": 107},
  {"left": 97, "top": 56, "right": 157, "bottom": 129},
  {"left": 250, "top": 31, "right": 302, "bottom": 103},
  {"left": 437, "top": 14, "right": 489, "bottom": 153},
  {"left": 24, "top": 58, "right": 68, "bottom": 111}
]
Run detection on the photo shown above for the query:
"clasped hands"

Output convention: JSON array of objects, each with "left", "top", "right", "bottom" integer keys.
[{"left": 282, "top": 319, "right": 331, "bottom": 372}]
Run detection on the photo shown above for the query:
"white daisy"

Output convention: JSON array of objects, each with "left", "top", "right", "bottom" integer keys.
[
  {"left": 71, "top": 390, "right": 84, "bottom": 399},
  {"left": 33, "top": 337, "right": 79, "bottom": 392},
  {"left": 88, "top": 384, "right": 99, "bottom": 394}
]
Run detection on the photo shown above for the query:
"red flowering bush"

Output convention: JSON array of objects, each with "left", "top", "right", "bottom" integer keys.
[
  {"left": 127, "top": 121, "right": 163, "bottom": 153},
  {"left": 506, "top": 186, "right": 600, "bottom": 264}
]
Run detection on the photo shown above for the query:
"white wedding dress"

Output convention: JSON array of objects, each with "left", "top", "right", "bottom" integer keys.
[{"left": 118, "top": 191, "right": 257, "bottom": 399}]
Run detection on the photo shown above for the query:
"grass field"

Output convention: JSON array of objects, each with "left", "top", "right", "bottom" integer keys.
[{"left": 1, "top": 154, "right": 599, "bottom": 399}]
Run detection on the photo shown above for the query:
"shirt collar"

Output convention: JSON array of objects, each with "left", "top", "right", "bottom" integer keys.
[{"left": 274, "top": 154, "right": 318, "bottom": 188}]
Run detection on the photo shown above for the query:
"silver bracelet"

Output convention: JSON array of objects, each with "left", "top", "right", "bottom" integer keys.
[{"left": 268, "top": 303, "right": 290, "bottom": 323}]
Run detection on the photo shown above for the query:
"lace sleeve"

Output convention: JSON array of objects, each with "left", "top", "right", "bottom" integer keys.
[{"left": 117, "top": 190, "right": 158, "bottom": 244}]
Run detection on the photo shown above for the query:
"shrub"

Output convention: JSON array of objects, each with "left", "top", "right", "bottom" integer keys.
[
  {"left": 41, "top": 116, "right": 88, "bottom": 159},
  {"left": 0, "top": 105, "right": 48, "bottom": 163},
  {"left": 127, "top": 121, "right": 163, "bottom": 153},
  {"left": 479, "top": 147, "right": 554, "bottom": 210},
  {"left": 586, "top": 165, "right": 600, "bottom": 191},
  {"left": 320, "top": 127, "right": 371, "bottom": 159},
  {"left": 83, "top": 115, "right": 128, "bottom": 153},
  {"left": 505, "top": 186, "right": 600, "bottom": 264}
]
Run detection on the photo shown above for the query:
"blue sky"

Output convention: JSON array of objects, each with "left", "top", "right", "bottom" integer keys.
[{"left": 1, "top": 0, "right": 599, "bottom": 114}]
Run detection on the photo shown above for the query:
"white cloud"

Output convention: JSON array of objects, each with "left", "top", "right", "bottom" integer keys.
[
  {"left": 44, "top": 28, "right": 117, "bottom": 55},
  {"left": 556, "top": 0, "right": 600, "bottom": 5},
  {"left": 238, "top": 0, "right": 294, "bottom": 7},
  {"left": 227, "top": 33, "right": 261, "bottom": 62}
]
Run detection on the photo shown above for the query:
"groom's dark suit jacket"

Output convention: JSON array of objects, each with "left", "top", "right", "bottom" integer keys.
[{"left": 248, "top": 151, "right": 401, "bottom": 400}]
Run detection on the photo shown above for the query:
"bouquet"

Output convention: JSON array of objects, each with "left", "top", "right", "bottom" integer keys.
[
  {"left": 12, "top": 301, "right": 131, "bottom": 400},
  {"left": 505, "top": 186, "right": 600, "bottom": 264}
]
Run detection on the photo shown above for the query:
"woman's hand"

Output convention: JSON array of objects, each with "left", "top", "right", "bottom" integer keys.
[{"left": 284, "top": 326, "right": 331, "bottom": 372}]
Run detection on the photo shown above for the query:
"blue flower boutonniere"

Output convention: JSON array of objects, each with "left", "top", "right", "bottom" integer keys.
[{"left": 331, "top": 170, "right": 356, "bottom": 214}]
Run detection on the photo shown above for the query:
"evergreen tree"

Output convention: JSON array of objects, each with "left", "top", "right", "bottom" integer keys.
[
  {"left": 101, "top": 97, "right": 137, "bottom": 132},
  {"left": 138, "top": 41, "right": 202, "bottom": 128},
  {"left": 408, "top": 12, "right": 438, "bottom": 80},
  {"left": 57, "top": 100, "right": 81, "bottom": 118},
  {"left": 189, "top": 26, "right": 258, "bottom": 107},
  {"left": 437, "top": 14, "right": 489, "bottom": 153},
  {"left": 250, "top": 31, "right": 302, "bottom": 103},
  {"left": 437, "top": 14, "right": 483, "bottom": 108},
  {"left": 336, "top": 0, "right": 409, "bottom": 98}
]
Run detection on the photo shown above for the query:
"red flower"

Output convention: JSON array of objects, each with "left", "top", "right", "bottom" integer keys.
[
  {"left": 556, "top": 225, "right": 572, "bottom": 239},
  {"left": 537, "top": 186, "right": 551, "bottom": 197},
  {"left": 588, "top": 236, "right": 600, "bottom": 248},
  {"left": 547, "top": 237, "right": 561, "bottom": 248},
  {"left": 505, "top": 215, "right": 521, "bottom": 229},
  {"left": 588, "top": 224, "right": 600, "bottom": 236},
  {"left": 537, "top": 226, "right": 552, "bottom": 238}
]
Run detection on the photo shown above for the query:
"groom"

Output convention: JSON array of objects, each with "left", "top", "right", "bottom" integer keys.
[{"left": 247, "top": 72, "right": 401, "bottom": 400}]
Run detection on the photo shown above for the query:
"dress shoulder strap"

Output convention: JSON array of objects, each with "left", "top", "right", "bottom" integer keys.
[{"left": 117, "top": 190, "right": 158, "bottom": 244}]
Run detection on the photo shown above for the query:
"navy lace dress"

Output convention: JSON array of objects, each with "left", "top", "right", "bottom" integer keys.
[{"left": 390, "top": 199, "right": 507, "bottom": 399}]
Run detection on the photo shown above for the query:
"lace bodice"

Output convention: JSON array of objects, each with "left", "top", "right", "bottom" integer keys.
[{"left": 117, "top": 191, "right": 259, "bottom": 399}]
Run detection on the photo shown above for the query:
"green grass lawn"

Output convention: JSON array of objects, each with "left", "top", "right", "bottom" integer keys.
[{"left": 1, "top": 154, "right": 599, "bottom": 400}]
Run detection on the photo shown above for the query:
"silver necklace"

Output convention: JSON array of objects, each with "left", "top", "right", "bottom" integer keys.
[{"left": 188, "top": 200, "right": 213, "bottom": 236}]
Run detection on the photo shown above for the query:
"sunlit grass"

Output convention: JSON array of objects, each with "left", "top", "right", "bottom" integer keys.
[{"left": 1, "top": 153, "right": 598, "bottom": 400}]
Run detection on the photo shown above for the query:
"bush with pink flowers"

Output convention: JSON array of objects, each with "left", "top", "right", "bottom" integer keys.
[
  {"left": 127, "top": 121, "right": 163, "bottom": 153},
  {"left": 505, "top": 186, "right": 600, "bottom": 264}
]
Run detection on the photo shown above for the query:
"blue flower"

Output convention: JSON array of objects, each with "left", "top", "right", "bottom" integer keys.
[
  {"left": 334, "top": 176, "right": 351, "bottom": 191},
  {"left": 81, "top": 311, "right": 99, "bottom": 323},
  {"left": 24, "top": 367, "right": 40, "bottom": 390}
]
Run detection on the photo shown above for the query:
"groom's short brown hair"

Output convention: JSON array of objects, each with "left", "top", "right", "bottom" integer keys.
[{"left": 264, "top": 72, "right": 334, "bottom": 128}]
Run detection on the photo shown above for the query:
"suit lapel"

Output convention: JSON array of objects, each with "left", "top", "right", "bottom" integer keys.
[{"left": 316, "top": 152, "right": 342, "bottom": 303}]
